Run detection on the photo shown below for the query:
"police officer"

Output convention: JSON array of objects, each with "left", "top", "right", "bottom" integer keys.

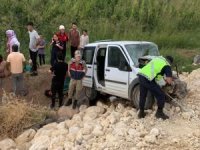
[{"left": 138, "top": 56, "right": 174, "bottom": 120}]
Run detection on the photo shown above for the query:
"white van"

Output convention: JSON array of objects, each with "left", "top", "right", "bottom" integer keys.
[{"left": 82, "top": 41, "right": 159, "bottom": 109}]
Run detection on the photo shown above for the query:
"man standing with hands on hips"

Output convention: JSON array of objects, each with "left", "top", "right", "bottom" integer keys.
[{"left": 65, "top": 50, "right": 87, "bottom": 109}]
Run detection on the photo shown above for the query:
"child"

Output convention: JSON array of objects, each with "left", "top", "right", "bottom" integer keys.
[
  {"left": 37, "top": 35, "right": 46, "bottom": 66},
  {"left": 24, "top": 59, "right": 32, "bottom": 73},
  {"left": 50, "top": 34, "right": 64, "bottom": 67},
  {"left": 79, "top": 29, "right": 89, "bottom": 53},
  {"left": 50, "top": 53, "right": 68, "bottom": 108}
]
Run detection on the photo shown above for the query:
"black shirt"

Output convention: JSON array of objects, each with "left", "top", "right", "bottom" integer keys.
[
  {"left": 159, "top": 66, "right": 172, "bottom": 77},
  {"left": 51, "top": 61, "right": 68, "bottom": 82},
  {"left": 52, "top": 41, "right": 64, "bottom": 52}
]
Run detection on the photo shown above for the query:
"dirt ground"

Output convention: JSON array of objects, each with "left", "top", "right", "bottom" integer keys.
[
  {"left": 1, "top": 66, "right": 200, "bottom": 149},
  {"left": 0, "top": 65, "right": 52, "bottom": 106}
]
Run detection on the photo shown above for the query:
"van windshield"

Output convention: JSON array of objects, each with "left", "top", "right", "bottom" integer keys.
[{"left": 125, "top": 43, "right": 159, "bottom": 65}]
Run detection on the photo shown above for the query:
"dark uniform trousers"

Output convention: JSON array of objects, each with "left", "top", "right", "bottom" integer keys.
[{"left": 138, "top": 75, "right": 165, "bottom": 110}]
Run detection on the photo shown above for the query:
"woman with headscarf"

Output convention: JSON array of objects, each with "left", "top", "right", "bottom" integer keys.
[{"left": 6, "top": 30, "right": 20, "bottom": 53}]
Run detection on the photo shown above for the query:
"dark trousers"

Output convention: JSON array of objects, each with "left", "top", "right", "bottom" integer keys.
[
  {"left": 29, "top": 50, "right": 38, "bottom": 72},
  {"left": 51, "top": 50, "right": 57, "bottom": 67},
  {"left": 70, "top": 46, "right": 78, "bottom": 58},
  {"left": 39, "top": 54, "right": 45, "bottom": 65},
  {"left": 62, "top": 43, "right": 67, "bottom": 61},
  {"left": 51, "top": 80, "right": 64, "bottom": 107},
  {"left": 139, "top": 75, "right": 165, "bottom": 110}
]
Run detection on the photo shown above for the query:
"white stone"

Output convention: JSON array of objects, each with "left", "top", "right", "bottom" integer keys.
[
  {"left": 42, "top": 122, "right": 58, "bottom": 130},
  {"left": 17, "top": 142, "right": 32, "bottom": 150},
  {"left": 69, "top": 126, "right": 80, "bottom": 134},
  {"left": 57, "top": 122, "right": 66, "bottom": 130},
  {"left": 107, "top": 111, "right": 120, "bottom": 124},
  {"left": 144, "top": 135, "right": 157, "bottom": 144},
  {"left": 150, "top": 128, "right": 160, "bottom": 137},
  {"left": 48, "top": 135, "right": 65, "bottom": 149},
  {"left": 128, "top": 129, "right": 138, "bottom": 137},
  {"left": 29, "top": 135, "right": 50, "bottom": 150},
  {"left": 82, "top": 123, "right": 94, "bottom": 135},
  {"left": 116, "top": 103, "right": 125, "bottom": 113},
  {"left": 76, "top": 131, "right": 83, "bottom": 145},
  {"left": 79, "top": 105, "right": 88, "bottom": 112},
  {"left": 182, "top": 112, "right": 193, "bottom": 120},
  {"left": 64, "top": 141, "right": 74, "bottom": 149},
  {"left": 15, "top": 129, "right": 36, "bottom": 145},
  {"left": 175, "top": 107, "right": 181, "bottom": 113},
  {"left": 0, "top": 138, "right": 16, "bottom": 150}
]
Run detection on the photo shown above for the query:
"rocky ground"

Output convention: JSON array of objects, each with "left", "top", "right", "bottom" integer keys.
[{"left": 1, "top": 68, "right": 200, "bottom": 150}]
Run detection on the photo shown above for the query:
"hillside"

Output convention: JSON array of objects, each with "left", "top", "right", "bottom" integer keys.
[
  {"left": 1, "top": 0, "right": 200, "bottom": 72},
  {"left": 1, "top": 0, "right": 200, "bottom": 50}
]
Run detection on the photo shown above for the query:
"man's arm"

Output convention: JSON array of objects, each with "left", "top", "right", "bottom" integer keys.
[
  {"left": 164, "top": 66, "right": 173, "bottom": 85},
  {"left": 83, "top": 61, "right": 87, "bottom": 75},
  {"left": 35, "top": 31, "right": 40, "bottom": 46},
  {"left": 68, "top": 61, "right": 71, "bottom": 77},
  {"left": 56, "top": 43, "right": 63, "bottom": 50}
]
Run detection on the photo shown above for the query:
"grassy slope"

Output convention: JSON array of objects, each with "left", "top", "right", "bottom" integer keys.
[{"left": 0, "top": 0, "right": 200, "bottom": 72}]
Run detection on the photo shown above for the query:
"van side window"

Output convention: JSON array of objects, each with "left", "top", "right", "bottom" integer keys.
[
  {"left": 108, "top": 46, "right": 127, "bottom": 69},
  {"left": 82, "top": 47, "right": 95, "bottom": 64}
]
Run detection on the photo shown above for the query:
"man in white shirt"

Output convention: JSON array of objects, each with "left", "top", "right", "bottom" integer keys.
[
  {"left": 79, "top": 30, "right": 89, "bottom": 54},
  {"left": 27, "top": 22, "right": 40, "bottom": 76}
]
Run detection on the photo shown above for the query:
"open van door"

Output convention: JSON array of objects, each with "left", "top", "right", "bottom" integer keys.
[
  {"left": 104, "top": 45, "right": 131, "bottom": 98},
  {"left": 82, "top": 46, "right": 95, "bottom": 88}
]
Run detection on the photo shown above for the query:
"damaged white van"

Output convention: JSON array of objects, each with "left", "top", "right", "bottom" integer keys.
[{"left": 82, "top": 41, "right": 159, "bottom": 109}]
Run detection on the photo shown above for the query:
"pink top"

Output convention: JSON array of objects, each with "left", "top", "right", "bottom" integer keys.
[{"left": 6, "top": 30, "right": 20, "bottom": 53}]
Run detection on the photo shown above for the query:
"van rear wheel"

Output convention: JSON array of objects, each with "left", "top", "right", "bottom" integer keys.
[{"left": 131, "top": 84, "right": 154, "bottom": 110}]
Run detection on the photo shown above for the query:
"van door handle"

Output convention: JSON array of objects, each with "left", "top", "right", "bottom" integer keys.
[
  {"left": 87, "top": 66, "right": 91, "bottom": 68},
  {"left": 106, "top": 69, "right": 110, "bottom": 72}
]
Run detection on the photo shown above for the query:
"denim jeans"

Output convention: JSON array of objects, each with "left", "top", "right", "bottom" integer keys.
[{"left": 12, "top": 73, "right": 24, "bottom": 95}]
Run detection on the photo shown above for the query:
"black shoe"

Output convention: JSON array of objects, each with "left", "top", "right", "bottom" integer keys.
[
  {"left": 65, "top": 99, "right": 72, "bottom": 106},
  {"left": 155, "top": 109, "right": 169, "bottom": 120},
  {"left": 138, "top": 110, "right": 146, "bottom": 119},
  {"left": 59, "top": 101, "right": 63, "bottom": 107},
  {"left": 72, "top": 100, "right": 77, "bottom": 109},
  {"left": 31, "top": 72, "right": 38, "bottom": 76}
]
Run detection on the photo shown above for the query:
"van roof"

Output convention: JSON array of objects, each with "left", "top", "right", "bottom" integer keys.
[{"left": 85, "top": 41, "right": 156, "bottom": 47}]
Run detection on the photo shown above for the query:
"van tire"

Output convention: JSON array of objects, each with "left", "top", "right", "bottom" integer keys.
[
  {"left": 131, "top": 84, "right": 154, "bottom": 110},
  {"left": 84, "top": 87, "right": 98, "bottom": 105}
]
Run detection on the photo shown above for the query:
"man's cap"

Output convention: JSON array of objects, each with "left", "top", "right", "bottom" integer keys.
[
  {"left": 165, "top": 56, "right": 174, "bottom": 64},
  {"left": 59, "top": 25, "right": 65, "bottom": 30},
  {"left": 75, "top": 50, "right": 81, "bottom": 57}
]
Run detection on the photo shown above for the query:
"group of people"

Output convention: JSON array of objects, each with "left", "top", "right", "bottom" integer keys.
[
  {"left": 1, "top": 21, "right": 175, "bottom": 120},
  {"left": 0, "top": 21, "right": 89, "bottom": 109}
]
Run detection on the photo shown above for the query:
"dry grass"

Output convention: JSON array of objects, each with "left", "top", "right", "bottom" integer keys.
[{"left": 0, "top": 91, "right": 49, "bottom": 139}]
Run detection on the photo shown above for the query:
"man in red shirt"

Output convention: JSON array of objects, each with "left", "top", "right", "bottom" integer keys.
[
  {"left": 56, "top": 25, "right": 68, "bottom": 61},
  {"left": 69, "top": 22, "right": 80, "bottom": 58}
]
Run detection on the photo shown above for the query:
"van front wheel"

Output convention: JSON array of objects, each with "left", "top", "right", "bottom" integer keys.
[
  {"left": 84, "top": 87, "right": 98, "bottom": 105},
  {"left": 131, "top": 84, "right": 154, "bottom": 110}
]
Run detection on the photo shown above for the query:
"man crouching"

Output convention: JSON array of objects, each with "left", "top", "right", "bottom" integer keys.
[{"left": 138, "top": 56, "right": 174, "bottom": 120}]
